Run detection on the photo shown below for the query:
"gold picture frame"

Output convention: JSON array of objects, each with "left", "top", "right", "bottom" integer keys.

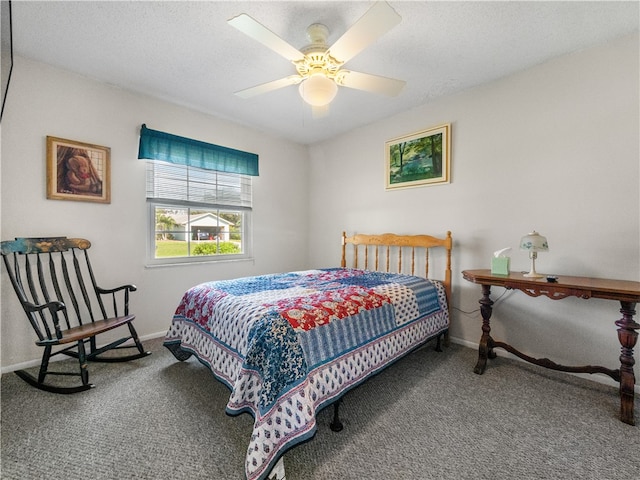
[
  {"left": 46, "top": 136, "right": 111, "bottom": 204},
  {"left": 385, "top": 123, "right": 451, "bottom": 190}
]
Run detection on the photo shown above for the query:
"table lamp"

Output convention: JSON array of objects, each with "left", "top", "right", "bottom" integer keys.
[{"left": 520, "top": 231, "right": 548, "bottom": 278}]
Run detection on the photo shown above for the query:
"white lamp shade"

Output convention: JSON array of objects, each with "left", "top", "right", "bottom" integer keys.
[
  {"left": 520, "top": 231, "right": 549, "bottom": 252},
  {"left": 299, "top": 73, "right": 338, "bottom": 107}
]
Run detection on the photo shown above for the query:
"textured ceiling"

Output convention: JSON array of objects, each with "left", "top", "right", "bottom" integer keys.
[{"left": 10, "top": 1, "right": 639, "bottom": 145}]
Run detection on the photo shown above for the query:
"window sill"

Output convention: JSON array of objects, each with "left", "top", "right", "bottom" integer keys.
[{"left": 145, "top": 256, "right": 255, "bottom": 269}]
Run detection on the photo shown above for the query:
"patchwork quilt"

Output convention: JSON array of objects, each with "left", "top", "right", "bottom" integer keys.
[{"left": 164, "top": 268, "right": 449, "bottom": 480}]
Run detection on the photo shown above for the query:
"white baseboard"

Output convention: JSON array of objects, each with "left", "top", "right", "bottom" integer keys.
[
  {"left": 0, "top": 330, "right": 168, "bottom": 375},
  {"left": 3, "top": 332, "right": 637, "bottom": 396},
  {"left": 141, "top": 330, "right": 170, "bottom": 341},
  {"left": 448, "top": 335, "right": 640, "bottom": 394}
]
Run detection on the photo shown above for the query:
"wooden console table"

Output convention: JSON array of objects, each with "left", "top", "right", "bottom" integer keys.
[{"left": 462, "top": 269, "right": 640, "bottom": 425}]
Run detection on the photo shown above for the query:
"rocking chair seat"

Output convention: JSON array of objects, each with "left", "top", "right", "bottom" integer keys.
[{"left": 37, "top": 314, "right": 135, "bottom": 346}]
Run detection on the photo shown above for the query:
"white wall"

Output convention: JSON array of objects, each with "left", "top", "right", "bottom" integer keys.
[
  {"left": 1, "top": 57, "right": 311, "bottom": 368},
  {"left": 2, "top": 33, "right": 638, "bottom": 379},
  {"left": 308, "top": 33, "right": 640, "bottom": 375}
]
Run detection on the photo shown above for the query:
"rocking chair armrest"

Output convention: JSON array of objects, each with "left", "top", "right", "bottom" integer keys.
[
  {"left": 96, "top": 284, "right": 138, "bottom": 295},
  {"left": 23, "top": 300, "right": 66, "bottom": 315},
  {"left": 24, "top": 300, "right": 67, "bottom": 340}
]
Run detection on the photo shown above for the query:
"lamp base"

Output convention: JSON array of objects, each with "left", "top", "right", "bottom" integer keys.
[
  {"left": 524, "top": 256, "right": 543, "bottom": 278},
  {"left": 523, "top": 271, "right": 544, "bottom": 278}
]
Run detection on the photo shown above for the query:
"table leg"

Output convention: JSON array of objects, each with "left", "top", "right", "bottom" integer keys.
[
  {"left": 474, "top": 284, "right": 496, "bottom": 374},
  {"left": 616, "top": 301, "right": 639, "bottom": 425}
]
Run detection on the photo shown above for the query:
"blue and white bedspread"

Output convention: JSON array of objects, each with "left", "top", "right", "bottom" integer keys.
[{"left": 164, "top": 268, "right": 449, "bottom": 480}]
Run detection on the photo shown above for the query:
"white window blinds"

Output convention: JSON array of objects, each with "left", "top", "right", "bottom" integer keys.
[{"left": 145, "top": 161, "right": 252, "bottom": 210}]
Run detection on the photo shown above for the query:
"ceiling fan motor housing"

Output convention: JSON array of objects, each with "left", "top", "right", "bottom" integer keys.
[{"left": 296, "top": 23, "right": 343, "bottom": 80}]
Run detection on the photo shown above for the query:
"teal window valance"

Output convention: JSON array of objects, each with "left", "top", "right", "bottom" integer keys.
[{"left": 138, "top": 124, "right": 259, "bottom": 176}]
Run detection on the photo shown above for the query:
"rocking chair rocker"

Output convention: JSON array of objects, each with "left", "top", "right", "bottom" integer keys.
[{"left": 1, "top": 237, "right": 151, "bottom": 394}]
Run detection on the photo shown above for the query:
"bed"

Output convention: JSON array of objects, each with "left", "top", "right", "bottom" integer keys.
[{"left": 164, "top": 231, "right": 452, "bottom": 480}]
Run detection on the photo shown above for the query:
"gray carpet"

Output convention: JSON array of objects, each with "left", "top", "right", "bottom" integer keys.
[{"left": 1, "top": 337, "right": 639, "bottom": 479}]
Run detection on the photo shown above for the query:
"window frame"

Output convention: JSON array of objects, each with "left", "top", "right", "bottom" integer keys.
[{"left": 145, "top": 160, "right": 254, "bottom": 267}]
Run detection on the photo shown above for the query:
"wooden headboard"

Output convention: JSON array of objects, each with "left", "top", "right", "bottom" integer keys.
[{"left": 341, "top": 231, "right": 453, "bottom": 302}]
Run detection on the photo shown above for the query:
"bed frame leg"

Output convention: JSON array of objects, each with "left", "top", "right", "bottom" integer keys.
[
  {"left": 435, "top": 330, "right": 450, "bottom": 352},
  {"left": 330, "top": 399, "right": 344, "bottom": 432}
]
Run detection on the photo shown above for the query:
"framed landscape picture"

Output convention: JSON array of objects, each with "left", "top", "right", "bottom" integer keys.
[
  {"left": 385, "top": 123, "right": 451, "bottom": 190},
  {"left": 46, "top": 136, "right": 111, "bottom": 203}
]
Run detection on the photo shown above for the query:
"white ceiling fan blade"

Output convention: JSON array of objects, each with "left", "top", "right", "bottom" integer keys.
[
  {"left": 234, "top": 76, "right": 302, "bottom": 99},
  {"left": 337, "top": 70, "right": 405, "bottom": 96},
  {"left": 328, "top": 2, "right": 401, "bottom": 63},
  {"left": 228, "top": 14, "right": 305, "bottom": 62}
]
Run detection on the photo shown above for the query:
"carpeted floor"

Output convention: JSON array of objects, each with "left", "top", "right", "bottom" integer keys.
[{"left": 1, "top": 337, "right": 639, "bottom": 479}]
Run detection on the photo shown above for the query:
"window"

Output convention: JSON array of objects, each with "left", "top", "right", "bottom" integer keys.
[
  {"left": 146, "top": 162, "right": 252, "bottom": 264},
  {"left": 139, "top": 125, "right": 258, "bottom": 265}
]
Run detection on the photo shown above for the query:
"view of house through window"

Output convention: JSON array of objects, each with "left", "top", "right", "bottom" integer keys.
[{"left": 153, "top": 206, "right": 245, "bottom": 258}]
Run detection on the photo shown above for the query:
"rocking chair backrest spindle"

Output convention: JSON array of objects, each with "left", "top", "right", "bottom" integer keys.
[{"left": 1, "top": 237, "right": 125, "bottom": 344}]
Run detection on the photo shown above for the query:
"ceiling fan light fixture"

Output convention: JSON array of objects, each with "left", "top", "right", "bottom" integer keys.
[{"left": 298, "top": 73, "right": 338, "bottom": 107}]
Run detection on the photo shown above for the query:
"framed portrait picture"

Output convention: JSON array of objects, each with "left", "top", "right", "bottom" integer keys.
[
  {"left": 385, "top": 123, "right": 451, "bottom": 190},
  {"left": 46, "top": 136, "right": 111, "bottom": 204}
]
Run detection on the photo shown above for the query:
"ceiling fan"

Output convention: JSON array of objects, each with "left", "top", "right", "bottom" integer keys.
[{"left": 227, "top": 1, "right": 406, "bottom": 113}]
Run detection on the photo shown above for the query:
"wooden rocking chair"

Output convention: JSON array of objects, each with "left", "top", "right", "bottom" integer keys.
[{"left": 1, "top": 237, "right": 151, "bottom": 394}]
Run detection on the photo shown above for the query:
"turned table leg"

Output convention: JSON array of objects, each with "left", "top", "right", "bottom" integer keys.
[
  {"left": 474, "top": 284, "right": 496, "bottom": 374},
  {"left": 616, "top": 301, "right": 639, "bottom": 425}
]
